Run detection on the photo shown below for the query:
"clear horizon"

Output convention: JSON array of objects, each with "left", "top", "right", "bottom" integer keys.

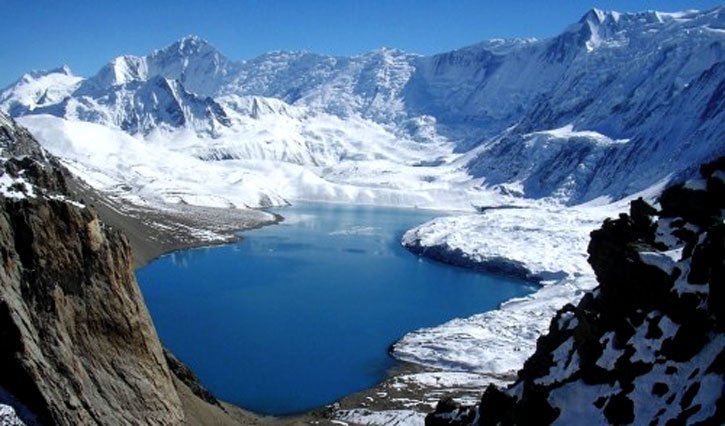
[{"left": 1, "top": 0, "right": 721, "bottom": 88}]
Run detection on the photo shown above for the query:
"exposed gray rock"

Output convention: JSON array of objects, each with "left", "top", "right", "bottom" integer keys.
[{"left": 0, "top": 111, "right": 186, "bottom": 424}]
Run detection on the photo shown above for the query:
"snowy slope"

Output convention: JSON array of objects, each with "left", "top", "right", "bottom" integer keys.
[
  {"left": 17, "top": 114, "right": 284, "bottom": 208},
  {"left": 409, "top": 9, "right": 723, "bottom": 134},
  {"left": 19, "top": 114, "right": 492, "bottom": 210},
  {"left": 222, "top": 47, "right": 419, "bottom": 123}
]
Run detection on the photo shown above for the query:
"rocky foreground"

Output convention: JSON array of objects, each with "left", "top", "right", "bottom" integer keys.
[{"left": 427, "top": 158, "right": 725, "bottom": 425}]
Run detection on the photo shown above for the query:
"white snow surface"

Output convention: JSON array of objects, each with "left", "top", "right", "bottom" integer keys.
[
  {"left": 544, "top": 330, "right": 725, "bottom": 425},
  {"left": 335, "top": 409, "right": 425, "bottom": 426},
  {"left": 0, "top": 405, "right": 23, "bottom": 426},
  {"left": 394, "top": 205, "right": 613, "bottom": 375},
  {"left": 0, "top": 173, "right": 35, "bottom": 200},
  {"left": 535, "top": 337, "right": 580, "bottom": 386},
  {"left": 639, "top": 250, "right": 680, "bottom": 274},
  {"left": 547, "top": 381, "right": 619, "bottom": 426},
  {"left": 0, "top": 386, "right": 38, "bottom": 426},
  {"left": 595, "top": 332, "right": 624, "bottom": 370},
  {"left": 18, "top": 114, "right": 502, "bottom": 211},
  {"left": 525, "top": 125, "right": 630, "bottom": 146},
  {"left": 629, "top": 313, "right": 679, "bottom": 364},
  {"left": 394, "top": 372, "right": 510, "bottom": 390}
]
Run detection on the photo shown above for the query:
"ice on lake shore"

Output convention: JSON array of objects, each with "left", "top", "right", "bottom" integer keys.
[{"left": 393, "top": 206, "right": 616, "bottom": 376}]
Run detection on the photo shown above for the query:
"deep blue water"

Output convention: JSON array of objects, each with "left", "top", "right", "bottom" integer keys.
[{"left": 136, "top": 203, "right": 535, "bottom": 415}]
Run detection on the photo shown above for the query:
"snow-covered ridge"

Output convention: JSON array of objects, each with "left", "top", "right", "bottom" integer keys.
[
  {"left": 524, "top": 125, "right": 629, "bottom": 146},
  {"left": 401, "top": 206, "right": 604, "bottom": 283},
  {"left": 80, "top": 34, "right": 236, "bottom": 97},
  {"left": 1, "top": 6, "right": 723, "bottom": 209}
]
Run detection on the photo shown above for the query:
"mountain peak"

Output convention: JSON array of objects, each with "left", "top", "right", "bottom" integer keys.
[
  {"left": 579, "top": 8, "right": 607, "bottom": 25},
  {"left": 179, "top": 34, "right": 203, "bottom": 43},
  {"left": 50, "top": 65, "right": 74, "bottom": 76},
  {"left": 161, "top": 34, "right": 216, "bottom": 57},
  {"left": 359, "top": 46, "right": 412, "bottom": 61},
  {"left": 108, "top": 55, "right": 148, "bottom": 84},
  {"left": 577, "top": 7, "right": 716, "bottom": 30},
  {"left": 178, "top": 34, "right": 207, "bottom": 48},
  {"left": 23, "top": 65, "right": 75, "bottom": 81}
]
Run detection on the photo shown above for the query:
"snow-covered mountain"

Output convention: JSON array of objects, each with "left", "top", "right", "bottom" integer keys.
[
  {"left": 36, "top": 75, "right": 231, "bottom": 135},
  {"left": 1, "top": 7, "right": 723, "bottom": 208},
  {"left": 80, "top": 35, "right": 236, "bottom": 96},
  {"left": 460, "top": 8, "right": 725, "bottom": 203},
  {"left": 222, "top": 47, "right": 419, "bottom": 123},
  {"left": 0, "top": 65, "right": 82, "bottom": 116}
]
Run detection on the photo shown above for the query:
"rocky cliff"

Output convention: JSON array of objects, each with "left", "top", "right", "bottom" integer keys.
[
  {"left": 0, "top": 112, "right": 233, "bottom": 425},
  {"left": 426, "top": 157, "right": 725, "bottom": 425}
]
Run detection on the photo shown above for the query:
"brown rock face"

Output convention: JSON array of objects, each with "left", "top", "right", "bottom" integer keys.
[{"left": 0, "top": 113, "right": 185, "bottom": 424}]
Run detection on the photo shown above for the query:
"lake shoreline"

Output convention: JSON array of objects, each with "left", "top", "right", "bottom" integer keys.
[
  {"left": 87, "top": 194, "right": 427, "bottom": 425},
  {"left": 77, "top": 189, "right": 319, "bottom": 424},
  {"left": 98, "top": 195, "right": 529, "bottom": 424}
]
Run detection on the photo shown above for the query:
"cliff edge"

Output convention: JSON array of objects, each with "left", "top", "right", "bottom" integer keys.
[{"left": 0, "top": 112, "right": 237, "bottom": 425}]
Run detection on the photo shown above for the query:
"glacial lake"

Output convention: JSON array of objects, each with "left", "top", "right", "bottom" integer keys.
[{"left": 136, "top": 203, "right": 535, "bottom": 415}]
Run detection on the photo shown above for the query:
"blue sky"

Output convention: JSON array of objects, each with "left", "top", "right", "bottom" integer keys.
[{"left": 1, "top": 0, "right": 721, "bottom": 87}]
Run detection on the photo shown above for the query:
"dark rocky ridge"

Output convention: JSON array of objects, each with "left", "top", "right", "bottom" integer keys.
[
  {"left": 0, "top": 112, "right": 237, "bottom": 425},
  {"left": 427, "top": 157, "right": 725, "bottom": 425}
]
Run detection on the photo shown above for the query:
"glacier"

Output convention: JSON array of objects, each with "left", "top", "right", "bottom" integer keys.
[{"left": 1, "top": 6, "right": 724, "bottom": 423}]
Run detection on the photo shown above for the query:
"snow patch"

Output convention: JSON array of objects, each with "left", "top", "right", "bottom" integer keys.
[
  {"left": 335, "top": 409, "right": 425, "bottom": 426},
  {"left": 639, "top": 250, "right": 682, "bottom": 274},
  {"left": 535, "top": 337, "right": 580, "bottom": 386},
  {"left": 526, "top": 125, "right": 630, "bottom": 146},
  {"left": 596, "top": 332, "right": 624, "bottom": 370},
  {"left": 547, "top": 381, "right": 619, "bottom": 425}
]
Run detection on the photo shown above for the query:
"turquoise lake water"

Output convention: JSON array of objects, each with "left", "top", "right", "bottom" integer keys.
[{"left": 136, "top": 203, "right": 535, "bottom": 415}]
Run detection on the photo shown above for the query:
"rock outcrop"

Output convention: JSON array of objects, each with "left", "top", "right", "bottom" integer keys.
[
  {"left": 427, "top": 157, "right": 725, "bottom": 425},
  {"left": 0, "top": 112, "right": 191, "bottom": 424}
]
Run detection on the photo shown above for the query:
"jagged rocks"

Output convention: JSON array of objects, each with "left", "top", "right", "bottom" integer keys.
[
  {"left": 427, "top": 157, "right": 725, "bottom": 425},
  {"left": 426, "top": 397, "right": 478, "bottom": 426}
]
